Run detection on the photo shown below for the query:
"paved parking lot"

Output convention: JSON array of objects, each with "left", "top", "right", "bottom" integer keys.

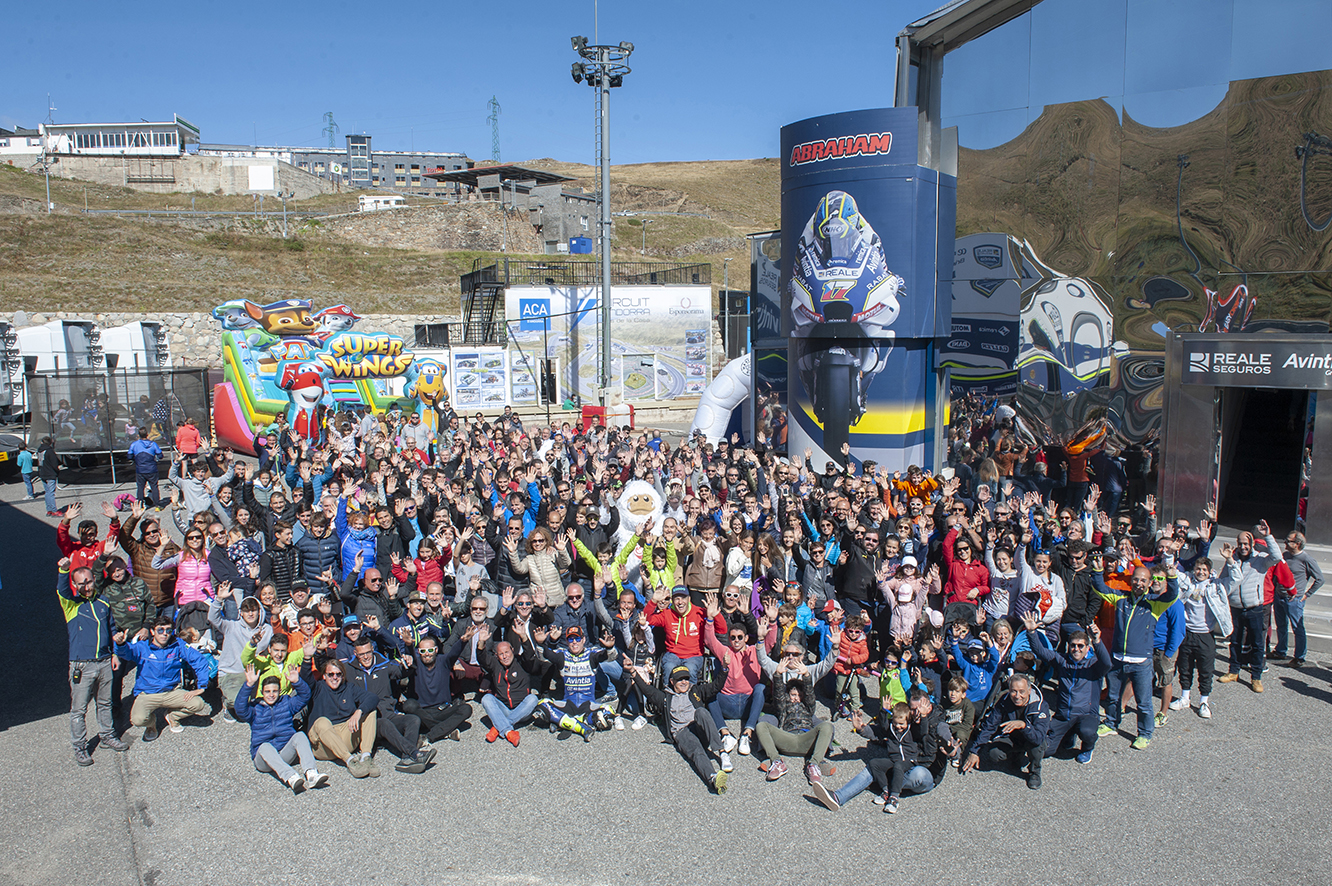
[{"left": 5, "top": 471, "right": 1332, "bottom": 886}]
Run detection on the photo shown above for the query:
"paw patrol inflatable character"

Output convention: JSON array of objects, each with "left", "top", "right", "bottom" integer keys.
[
  {"left": 277, "top": 361, "right": 327, "bottom": 443},
  {"left": 313, "top": 304, "right": 363, "bottom": 341},
  {"left": 244, "top": 299, "right": 320, "bottom": 338}
]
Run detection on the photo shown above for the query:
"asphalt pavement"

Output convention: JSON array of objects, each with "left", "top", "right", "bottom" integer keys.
[{"left": 4, "top": 470, "right": 1332, "bottom": 886}]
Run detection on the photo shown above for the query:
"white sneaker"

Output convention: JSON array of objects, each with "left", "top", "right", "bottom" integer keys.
[
  {"left": 631, "top": 715, "right": 648, "bottom": 731},
  {"left": 305, "top": 769, "right": 330, "bottom": 788},
  {"left": 220, "top": 708, "right": 237, "bottom": 724},
  {"left": 285, "top": 773, "right": 306, "bottom": 792},
  {"left": 168, "top": 720, "right": 184, "bottom": 734},
  {"left": 613, "top": 716, "right": 626, "bottom": 731},
  {"left": 722, "top": 733, "right": 738, "bottom": 754},
  {"left": 738, "top": 734, "right": 751, "bottom": 756},
  {"left": 1168, "top": 698, "right": 1185, "bottom": 711},
  {"left": 1198, "top": 702, "right": 1212, "bottom": 719},
  {"left": 719, "top": 751, "right": 734, "bottom": 772}
]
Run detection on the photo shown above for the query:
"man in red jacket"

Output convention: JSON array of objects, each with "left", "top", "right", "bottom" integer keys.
[{"left": 646, "top": 584, "right": 708, "bottom": 685}]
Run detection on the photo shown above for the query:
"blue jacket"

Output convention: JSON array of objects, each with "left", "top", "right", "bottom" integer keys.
[
  {"left": 951, "top": 641, "right": 1001, "bottom": 704},
  {"left": 1028, "top": 632, "right": 1111, "bottom": 718},
  {"left": 335, "top": 497, "right": 378, "bottom": 580},
  {"left": 235, "top": 675, "right": 312, "bottom": 757},
  {"left": 1093, "top": 573, "right": 1180, "bottom": 660},
  {"left": 57, "top": 567, "right": 116, "bottom": 661},
  {"left": 1154, "top": 598, "right": 1186, "bottom": 657},
  {"left": 114, "top": 637, "right": 218, "bottom": 694},
  {"left": 406, "top": 634, "right": 465, "bottom": 706},
  {"left": 490, "top": 481, "right": 542, "bottom": 535},
  {"left": 127, "top": 439, "right": 162, "bottom": 476},
  {"left": 974, "top": 685, "right": 1051, "bottom": 749}
]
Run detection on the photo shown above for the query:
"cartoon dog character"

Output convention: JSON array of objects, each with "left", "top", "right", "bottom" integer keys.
[
  {"left": 404, "top": 358, "right": 449, "bottom": 432},
  {"left": 313, "top": 304, "right": 363, "bottom": 341},
  {"left": 244, "top": 299, "right": 319, "bottom": 337},
  {"left": 614, "top": 479, "right": 665, "bottom": 585},
  {"left": 277, "top": 360, "right": 328, "bottom": 443},
  {"left": 212, "top": 300, "right": 261, "bottom": 331}
]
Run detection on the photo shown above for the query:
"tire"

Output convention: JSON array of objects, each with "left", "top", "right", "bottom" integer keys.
[{"left": 818, "top": 361, "right": 855, "bottom": 464}]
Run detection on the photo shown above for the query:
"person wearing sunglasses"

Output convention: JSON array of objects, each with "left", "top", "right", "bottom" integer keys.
[
  {"left": 114, "top": 614, "right": 218, "bottom": 743},
  {"left": 1021, "top": 610, "right": 1109, "bottom": 768},
  {"left": 306, "top": 658, "right": 381, "bottom": 778}
]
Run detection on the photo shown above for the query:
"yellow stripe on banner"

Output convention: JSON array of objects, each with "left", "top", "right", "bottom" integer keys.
[{"left": 798, "top": 400, "right": 929, "bottom": 436}]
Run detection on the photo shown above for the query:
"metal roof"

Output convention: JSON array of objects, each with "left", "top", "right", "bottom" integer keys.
[{"left": 423, "top": 163, "right": 574, "bottom": 186}]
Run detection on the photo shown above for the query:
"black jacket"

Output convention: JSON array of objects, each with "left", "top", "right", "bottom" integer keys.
[{"left": 304, "top": 667, "right": 378, "bottom": 725}]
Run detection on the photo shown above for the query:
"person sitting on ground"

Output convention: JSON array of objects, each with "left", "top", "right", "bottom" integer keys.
[
  {"left": 400, "top": 633, "right": 475, "bottom": 745},
  {"left": 701, "top": 591, "right": 765, "bottom": 758},
  {"left": 234, "top": 663, "right": 330, "bottom": 793},
  {"left": 208, "top": 584, "right": 272, "bottom": 723},
  {"left": 754, "top": 624, "right": 840, "bottom": 785},
  {"left": 114, "top": 615, "right": 218, "bottom": 742},
  {"left": 304, "top": 657, "right": 380, "bottom": 778},
  {"left": 344, "top": 635, "right": 436, "bottom": 774},
  {"left": 478, "top": 626, "right": 544, "bottom": 747},
  {"left": 627, "top": 661, "right": 731, "bottom": 795},
  {"left": 961, "top": 672, "right": 1051, "bottom": 790},
  {"left": 811, "top": 702, "right": 922, "bottom": 814},
  {"left": 1022, "top": 611, "right": 1109, "bottom": 766},
  {"left": 536, "top": 624, "right": 616, "bottom": 741}
]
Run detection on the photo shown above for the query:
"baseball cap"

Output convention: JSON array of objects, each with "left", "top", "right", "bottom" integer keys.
[
  {"left": 341, "top": 614, "right": 361, "bottom": 627},
  {"left": 671, "top": 585, "right": 690, "bottom": 597},
  {"left": 564, "top": 626, "right": 584, "bottom": 640},
  {"left": 669, "top": 665, "right": 692, "bottom": 684},
  {"left": 897, "top": 586, "right": 913, "bottom": 603},
  {"left": 901, "top": 556, "right": 918, "bottom": 569},
  {"left": 406, "top": 590, "right": 426, "bottom": 603}
]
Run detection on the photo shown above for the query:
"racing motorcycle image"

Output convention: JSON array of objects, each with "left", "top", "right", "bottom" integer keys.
[{"left": 789, "top": 190, "right": 905, "bottom": 463}]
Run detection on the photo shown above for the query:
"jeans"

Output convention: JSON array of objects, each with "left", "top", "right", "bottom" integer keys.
[
  {"left": 22, "top": 472, "right": 36, "bottom": 498},
  {"left": 480, "top": 692, "right": 539, "bottom": 735},
  {"left": 136, "top": 473, "right": 160, "bottom": 507},
  {"left": 254, "top": 732, "right": 318, "bottom": 781},
  {"left": 1044, "top": 712, "right": 1100, "bottom": 755},
  {"left": 598, "top": 659, "right": 622, "bottom": 699},
  {"left": 1273, "top": 595, "right": 1307, "bottom": 660},
  {"left": 833, "top": 762, "right": 936, "bottom": 805},
  {"left": 70, "top": 659, "right": 115, "bottom": 749},
  {"left": 707, "top": 685, "right": 767, "bottom": 735},
  {"left": 1229, "top": 605, "right": 1268, "bottom": 679},
  {"left": 44, "top": 477, "right": 58, "bottom": 512},
  {"left": 659, "top": 653, "right": 705, "bottom": 687},
  {"left": 672, "top": 708, "right": 722, "bottom": 785},
  {"left": 754, "top": 720, "right": 834, "bottom": 765},
  {"left": 1105, "top": 659, "right": 1155, "bottom": 739}
]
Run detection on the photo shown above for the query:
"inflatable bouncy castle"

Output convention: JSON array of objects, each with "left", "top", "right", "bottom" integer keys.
[{"left": 210, "top": 299, "right": 444, "bottom": 454}]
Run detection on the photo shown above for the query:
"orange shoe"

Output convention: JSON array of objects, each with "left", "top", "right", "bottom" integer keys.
[
  {"left": 1251, "top": 679, "right": 1264, "bottom": 693},
  {"left": 1217, "top": 674, "right": 1240, "bottom": 683},
  {"left": 486, "top": 727, "right": 500, "bottom": 743},
  {"left": 506, "top": 730, "right": 521, "bottom": 747}
]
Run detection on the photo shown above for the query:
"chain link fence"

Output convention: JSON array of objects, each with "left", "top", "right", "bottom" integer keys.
[{"left": 28, "top": 368, "right": 211, "bottom": 455}]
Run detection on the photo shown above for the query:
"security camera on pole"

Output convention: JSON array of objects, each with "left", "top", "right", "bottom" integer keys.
[{"left": 571, "top": 35, "right": 633, "bottom": 407}]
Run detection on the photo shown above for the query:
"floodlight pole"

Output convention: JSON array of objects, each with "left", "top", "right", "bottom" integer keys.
[{"left": 572, "top": 36, "right": 633, "bottom": 407}]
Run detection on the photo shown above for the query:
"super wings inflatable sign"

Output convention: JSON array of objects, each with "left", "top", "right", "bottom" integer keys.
[{"left": 210, "top": 298, "right": 440, "bottom": 453}]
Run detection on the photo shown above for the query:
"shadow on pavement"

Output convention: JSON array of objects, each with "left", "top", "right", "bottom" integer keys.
[{"left": 0, "top": 497, "right": 73, "bottom": 732}]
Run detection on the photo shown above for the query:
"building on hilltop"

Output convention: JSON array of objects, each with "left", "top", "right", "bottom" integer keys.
[
  {"left": 198, "top": 133, "right": 470, "bottom": 197},
  {"left": 424, "top": 163, "right": 596, "bottom": 254}
]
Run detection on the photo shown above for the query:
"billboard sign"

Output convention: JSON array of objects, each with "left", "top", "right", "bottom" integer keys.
[{"left": 1180, "top": 334, "right": 1332, "bottom": 389}]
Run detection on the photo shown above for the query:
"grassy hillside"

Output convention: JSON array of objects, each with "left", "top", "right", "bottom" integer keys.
[{"left": 0, "top": 156, "right": 781, "bottom": 315}]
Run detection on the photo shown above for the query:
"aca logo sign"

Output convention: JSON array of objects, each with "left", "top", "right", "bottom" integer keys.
[{"left": 519, "top": 298, "right": 551, "bottom": 332}]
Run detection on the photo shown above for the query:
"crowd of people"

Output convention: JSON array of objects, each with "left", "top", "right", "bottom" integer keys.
[{"left": 55, "top": 396, "right": 1321, "bottom": 809}]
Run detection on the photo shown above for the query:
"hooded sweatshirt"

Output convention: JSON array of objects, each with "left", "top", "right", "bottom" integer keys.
[{"left": 208, "top": 595, "right": 272, "bottom": 676}]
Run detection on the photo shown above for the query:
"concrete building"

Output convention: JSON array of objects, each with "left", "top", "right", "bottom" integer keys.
[
  {"left": 425, "top": 164, "right": 596, "bottom": 254},
  {"left": 0, "top": 126, "right": 42, "bottom": 162},
  {"left": 198, "top": 134, "right": 470, "bottom": 196}
]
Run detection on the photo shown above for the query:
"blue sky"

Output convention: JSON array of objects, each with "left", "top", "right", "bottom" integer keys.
[{"left": 3, "top": 0, "right": 931, "bottom": 164}]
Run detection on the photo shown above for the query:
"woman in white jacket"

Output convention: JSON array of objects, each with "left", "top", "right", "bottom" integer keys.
[
  {"left": 1171, "top": 557, "right": 1232, "bottom": 719},
  {"left": 1018, "top": 549, "right": 1066, "bottom": 644}
]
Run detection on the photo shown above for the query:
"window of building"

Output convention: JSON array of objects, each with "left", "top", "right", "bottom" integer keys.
[
  {"left": 395, "top": 177, "right": 406, "bottom": 186},
  {"left": 315, "top": 162, "right": 325, "bottom": 171},
  {"left": 410, "top": 164, "right": 420, "bottom": 172},
  {"left": 395, "top": 163, "right": 405, "bottom": 171}
]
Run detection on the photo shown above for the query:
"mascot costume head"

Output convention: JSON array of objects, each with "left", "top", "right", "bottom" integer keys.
[
  {"left": 613, "top": 479, "right": 665, "bottom": 585},
  {"left": 278, "top": 361, "right": 328, "bottom": 444}
]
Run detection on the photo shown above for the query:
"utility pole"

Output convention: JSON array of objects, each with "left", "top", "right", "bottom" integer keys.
[
  {"left": 42, "top": 94, "right": 56, "bottom": 214},
  {"left": 571, "top": 37, "right": 633, "bottom": 406},
  {"left": 487, "top": 96, "right": 502, "bottom": 163}
]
